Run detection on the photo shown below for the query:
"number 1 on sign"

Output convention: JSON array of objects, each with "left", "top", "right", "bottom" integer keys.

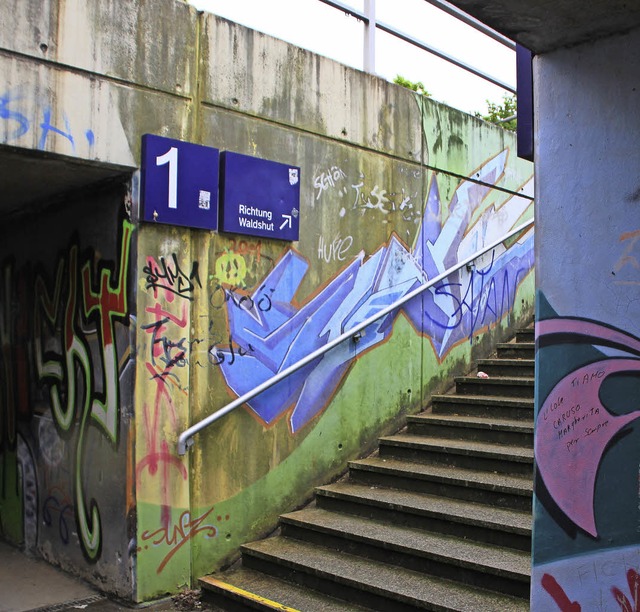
[{"left": 156, "top": 146, "right": 178, "bottom": 209}]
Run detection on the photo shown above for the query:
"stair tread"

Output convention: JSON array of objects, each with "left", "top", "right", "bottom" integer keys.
[
  {"left": 455, "top": 375, "right": 534, "bottom": 383},
  {"left": 213, "top": 322, "right": 537, "bottom": 611},
  {"left": 281, "top": 506, "right": 531, "bottom": 579},
  {"left": 316, "top": 481, "right": 532, "bottom": 533},
  {"left": 478, "top": 357, "right": 535, "bottom": 364},
  {"left": 350, "top": 456, "right": 533, "bottom": 494},
  {"left": 201, "top": 568, "right": 369, "bottom": 611},
  {"left": 407, "top": 413, "right": 534, "bottom": 432},
  {"left": 380, "top": 434, "right": 534, "bottom": 461},
  {"left": 242, "top": 537, "right": 529, "bottom": 611},
  {"left": 432, "top": 393, "right": 534, "bottom": 406}
]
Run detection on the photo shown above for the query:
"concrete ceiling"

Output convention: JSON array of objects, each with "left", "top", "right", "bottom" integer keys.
[
  {"left": 443, "top": 0, "right": 640, "bottom": 53},
  {"left": 0, "top": 148, "right": 130, "bottom": 219}
]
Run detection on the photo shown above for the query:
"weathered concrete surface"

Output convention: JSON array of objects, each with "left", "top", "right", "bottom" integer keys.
[
  {"left": 200, "top": 15, "right": 424, "bottom": 161},
  {"left": 1, "top": 0, "right": 197, "bottom": 95},
  {"left": 0, "top": 539, "right": 100, "bottom": 612},
  {"left": 0, "top": 0, "right": 534, "bottom": 603}
]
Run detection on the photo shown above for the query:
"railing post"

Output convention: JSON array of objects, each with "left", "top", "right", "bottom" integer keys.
[{"left": 364, "top": 0, "right": 376, "bottom": 73}]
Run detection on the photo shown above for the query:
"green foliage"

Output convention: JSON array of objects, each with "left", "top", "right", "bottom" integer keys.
[
  {"left": 393, "top": 75, "right": 431, "bottom": 97},
  {"left": 476, "top": 94, "right": 517, "bottom": 131}
]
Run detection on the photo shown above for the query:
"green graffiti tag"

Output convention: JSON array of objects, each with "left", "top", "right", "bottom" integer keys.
[{"left": 33, "top": 219, "right": 133, "bottom": 561}]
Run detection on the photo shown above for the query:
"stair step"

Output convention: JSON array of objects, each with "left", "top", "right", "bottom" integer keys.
[
  {"left": 280, "top": 507, "right": 530, "bottom": 597},
  {"left": 496, "top": 341, "right": 535, "bottom": 359},
  {"left": 241, "top": 537, "right": 529, "bottom": 611},
  {"left": 200, "top": 568, "right": 369, "bottom": 611},
  {"left": 378, "top": 434, "right": 533, "bottom": 475},
  {"left": 515, "top": 328, "right": 534, "bottom": 343},
  {"left": 406, "top": 413, "right": 533, "bottom": 446},
  {"left": 206, "top": 322, "right": 537, "bottom": 611},
  {"left": 316, "top": 481, "right": 531, "bottom": 550},
  {"left": 455, "top": 376, "right": 534, "bottom": 398},
  {"left": 431, "top": 393, "right": 534, "bottom": 420},
  {"left": 476, "top": 358, "right": 535, "bottom": 377},
  {"left": 349, "top": 456, "right": 532, "bottom": 511}
]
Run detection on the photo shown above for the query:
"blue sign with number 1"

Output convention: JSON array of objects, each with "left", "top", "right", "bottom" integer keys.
[{"left": 141, "top": 134, "right": 220, "bottom": 231}]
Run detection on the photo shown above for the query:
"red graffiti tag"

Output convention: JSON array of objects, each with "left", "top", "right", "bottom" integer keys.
[
  {"left": 140, "top": 507, "right": 217, "bottom": 574},
  {"left": 612, "top": 569, "right": 640, "bottom": 612},
  {"left": 136, "top": 367, "right": 188, "bottom": 527},
  {"left": 137, "top": 254, "right": 193, "bottom": 529},
  {"left": 541, "top": 573, "right": 581, "bottom": 612}
]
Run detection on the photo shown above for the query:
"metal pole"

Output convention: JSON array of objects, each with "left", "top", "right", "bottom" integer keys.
[{"left": 364, "top": 0, "right": 376, "bottom": 73}]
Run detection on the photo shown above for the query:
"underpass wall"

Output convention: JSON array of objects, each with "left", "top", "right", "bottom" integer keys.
[
  {"left": 0, "top": 187, "right": 135, "bottom": 598},
  {"left": 0, "top": 0, "right": 534, "bottom": 601},
  {"left": 531, "top": 27, "right": 640, "bottom": 610}
]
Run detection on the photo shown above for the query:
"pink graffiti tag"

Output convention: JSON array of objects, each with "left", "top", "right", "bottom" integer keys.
[{"left": 536, "top": 318, "right": 640, "bottom": 537}]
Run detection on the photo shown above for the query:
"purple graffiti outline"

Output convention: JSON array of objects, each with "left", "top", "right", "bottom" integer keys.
[{"left": 218, "top": 150, "right": 534, "bottom": 432}]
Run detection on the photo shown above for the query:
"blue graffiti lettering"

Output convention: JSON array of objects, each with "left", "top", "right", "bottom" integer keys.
[
  {"left": 0, "top": 90, "right": 94, "bottom": 150},
  {"left": 216, "top": 150, "right": 534, "bottom": 433},
  {"left": 0, "top": 93, "right": 29, "bottom": 140}
]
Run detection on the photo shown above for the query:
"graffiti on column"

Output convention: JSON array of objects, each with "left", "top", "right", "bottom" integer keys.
[
  {"left": 532, "top": 290, "right": 640, "bottom": 611},
  {"left": 137, "top": 254, "right": 194, "bottom": 530},
  {"left": 535, "top": 317, "right": 640, "bottom": 538},
  {"left": 136, "top": 249, "right": 214, "bottom": 578}
]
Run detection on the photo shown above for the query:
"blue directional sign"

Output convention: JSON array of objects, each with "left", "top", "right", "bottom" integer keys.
[
  {"left": 141, "top": 134, "right": 220, "bottom": 231},
  {"left": 220, "top": 151, "right": 300, "bottom": 241}
]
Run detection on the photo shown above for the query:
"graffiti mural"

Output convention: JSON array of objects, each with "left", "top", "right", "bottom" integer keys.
[
  {"left": 139, "top": 507, "right": 217, "bottom": 575},
  {"left": 137, "top": 252, "right": 193, "bottom": 516},
  {"left": 536, "top": 317, "right": 640, "bottom": 537},
  {"left": 214, "top": 150, "right": 534, "bottom": 433},
  {"left": 535, "top": 546, "right": 640, "bottom": 611},
  {"left": 0, "top": 203, "right": 134, "bottom": 593},
  {"left": 33, "top": 220, "right": 133, "bottom": 560}
]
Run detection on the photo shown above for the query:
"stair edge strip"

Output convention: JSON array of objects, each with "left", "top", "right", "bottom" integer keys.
[{"left": 200, "top": 575, "right": 300, "bottom": 612}]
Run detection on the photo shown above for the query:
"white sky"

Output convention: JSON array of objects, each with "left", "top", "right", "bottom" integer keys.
[{"left": 187, "top": 0, "right": 515, "bottom": 115}]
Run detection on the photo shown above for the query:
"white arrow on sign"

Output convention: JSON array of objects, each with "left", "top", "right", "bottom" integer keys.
[{"left": 280, "top": 214, "right": 292, "bottom": 230}]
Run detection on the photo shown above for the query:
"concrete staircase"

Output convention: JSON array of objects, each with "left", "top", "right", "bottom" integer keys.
[{"left": 201, "top": 327, "right": 534, "bottom": 611}]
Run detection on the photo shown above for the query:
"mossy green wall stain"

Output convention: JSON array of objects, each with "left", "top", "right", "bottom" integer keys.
[
  {"left": 135, "top": 502, "right": 195, "bottom": 600},
  {"left": 189, "top": 316, "right": 424, "bottom": 576}
]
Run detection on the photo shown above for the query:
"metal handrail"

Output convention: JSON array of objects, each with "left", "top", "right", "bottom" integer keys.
[
  {"left": 177, "top": 218, "right": 534, "bottom": 454},
  {"left": 376, "top": 20, "right": 516, "bottom": 93},
  {"left": 317, "top": 0, "right": 516, "bottom": 94},
  {"left": 317, "top": 0, "right": 514, "bottom": 49}
]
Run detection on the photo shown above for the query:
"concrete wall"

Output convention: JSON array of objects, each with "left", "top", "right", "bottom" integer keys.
[
  {"left": 532, "top": 26, "right": 640, "bottom": 610},
  {"left": 0, "top": 187, "right": 135, "bottom": 598},
  {"left": 0, "top": 0, "right": 534, "bottom": 602}
]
